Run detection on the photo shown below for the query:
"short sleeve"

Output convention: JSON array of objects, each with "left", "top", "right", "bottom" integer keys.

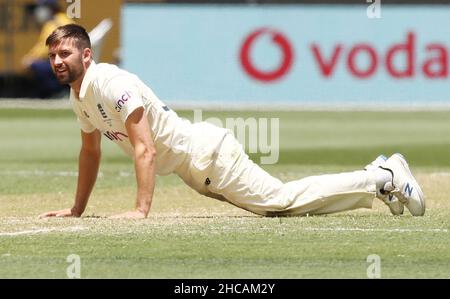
[
  {"left": 77, "top": 116, "right": 96, "bottom": 133},
  {"left": 71, "top": 102, "right": 96, "bottom": 133},
  {"left": 104, "top": 76, "right": 143, "bottom": 123}
]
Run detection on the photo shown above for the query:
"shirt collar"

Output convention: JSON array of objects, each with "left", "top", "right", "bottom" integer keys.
[{"left": 79, "top": 60, "right": 97, "bottom": 99}]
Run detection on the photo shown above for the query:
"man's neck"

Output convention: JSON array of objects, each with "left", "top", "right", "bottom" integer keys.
[
  {"left": 71, "top": 60, "right": 92, "bottom": 98},
  {"left": 71, "top": 77, "right": 83, "bottom": 98}
]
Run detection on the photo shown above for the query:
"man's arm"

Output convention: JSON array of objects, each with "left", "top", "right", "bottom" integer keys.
[
  {"left": 72, "top": 129, "right": 102, "bottom": 216},
  {"left": 39, "top": 129, "right": 101, "bottom": 218},
  {"left": 110, "top": 107, "right": 156, "bottom": 219}
]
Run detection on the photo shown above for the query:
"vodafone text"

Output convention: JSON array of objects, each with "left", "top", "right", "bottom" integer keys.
[{"left": 240, "top": 30, "right": 447, "bottom": 82}]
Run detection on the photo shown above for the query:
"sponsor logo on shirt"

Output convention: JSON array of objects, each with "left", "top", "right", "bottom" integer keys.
[
  {"left": 115, "top": 91, "right": 132, "bottom": 112},
  {"left": 83, "top": 110, "right": 90, "bottom": 118},
  {"left": 103, "top": 131, "right": 128, "bottom": 141},
  {"left": 97, "top": 104, "right": 108, "bottom": 119}
]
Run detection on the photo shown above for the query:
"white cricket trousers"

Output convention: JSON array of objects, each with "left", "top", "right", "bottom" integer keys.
[{"left": 179, "top": 133, "right": 377, "bottom": 216}]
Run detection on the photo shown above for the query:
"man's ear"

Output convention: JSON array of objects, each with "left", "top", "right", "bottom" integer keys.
[{"left": 83, "top": 48, "right": 92, "bottom": 63}]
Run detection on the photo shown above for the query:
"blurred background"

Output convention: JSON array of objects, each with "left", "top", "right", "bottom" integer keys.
[{"left": 0, "top": 0, "right": 449, "bottom": 107}]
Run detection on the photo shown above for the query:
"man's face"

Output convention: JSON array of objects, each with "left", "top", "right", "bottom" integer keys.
[{"left": 48, "top": 38, "right": 85, "bottom": 85}]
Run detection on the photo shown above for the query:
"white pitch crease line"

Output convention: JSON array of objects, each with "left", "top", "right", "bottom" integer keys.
[
  {"left": 1, "top": 170, "right": 448, "bottom": 178},
  {"left": 301, "top": 227, "right": 448, "bottom": 233},
  {"left": 0, "top": 170, "right": 104, "bottom": 178},
  {"left": 0, "top": 226, "right": 87, "bottom": 236},
  {"left": 2, "top": 170, "right": 449, "bottom": 178}
]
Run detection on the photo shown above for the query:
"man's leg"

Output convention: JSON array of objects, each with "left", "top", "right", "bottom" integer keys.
[
  {"left": 206, "top": 134, "right": 381, "bottom": 216},
  {"left": 205, "top": 134, "right": 426, "bottom": 217}
]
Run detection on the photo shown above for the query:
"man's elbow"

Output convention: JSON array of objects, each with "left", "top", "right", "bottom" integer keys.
[
  {"left": 146, "top": 148, "right": 157, "bottom": 163},
  {"left": 135, "top": 144, "right": 157, "bottom": 164}
]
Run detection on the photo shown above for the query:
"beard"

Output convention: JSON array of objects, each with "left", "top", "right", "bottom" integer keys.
[{"left": 54, "top": 55, "right": 84, "bottom": 85}]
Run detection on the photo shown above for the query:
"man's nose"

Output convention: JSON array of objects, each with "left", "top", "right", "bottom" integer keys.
[{"left": 54, "top": 55, "right": 63, "bottom": 65}]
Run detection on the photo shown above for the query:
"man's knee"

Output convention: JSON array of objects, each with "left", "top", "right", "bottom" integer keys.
[{"left": 244, "top": 196, "right": 291, "bottom": 216}]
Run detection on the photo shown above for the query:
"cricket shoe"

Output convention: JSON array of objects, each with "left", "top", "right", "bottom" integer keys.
[
  {"left": 379, "top": 153, "right": 425, "bottom": 216},
  {"left": 365, "top": 155, "right": 404, "bottom": 216}
]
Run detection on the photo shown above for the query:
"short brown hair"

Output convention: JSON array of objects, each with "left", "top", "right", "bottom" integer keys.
[{"left": 46, "top": 24, "right": 91, "bottom": 50}]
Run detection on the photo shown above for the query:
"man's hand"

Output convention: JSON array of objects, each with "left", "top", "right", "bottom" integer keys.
[
  {"left": 39, "top": 208, "right": 81, "bottom": 218},
  {"left": 109, "top": 210, "right": 147, "bottom": 219}
]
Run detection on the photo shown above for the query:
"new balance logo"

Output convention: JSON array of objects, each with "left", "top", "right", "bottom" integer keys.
[{"left": 404, "top": 183, "right": 413, "bottom": 197}]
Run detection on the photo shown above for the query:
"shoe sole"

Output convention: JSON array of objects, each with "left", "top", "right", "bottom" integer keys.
[{"left": 387, "top": 194, "right": 404, "bottom": 215}]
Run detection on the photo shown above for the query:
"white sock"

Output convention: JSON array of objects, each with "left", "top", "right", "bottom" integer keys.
[{"left": 373, "top": 167, "right": 394, "bottom": 194}]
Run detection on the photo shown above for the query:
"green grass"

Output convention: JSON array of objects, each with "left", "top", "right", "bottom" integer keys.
[{"left": 1, "top": 107, "right": 450, "bottom": 278}]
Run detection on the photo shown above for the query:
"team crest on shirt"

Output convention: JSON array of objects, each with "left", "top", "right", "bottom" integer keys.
[{"left": 115, "top": 91, "right": 132, "bottom": 112}]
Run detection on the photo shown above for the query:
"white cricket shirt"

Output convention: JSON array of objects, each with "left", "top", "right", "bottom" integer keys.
[{"left": 70, "top": 62, "right": 229, "bottom": 176}]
